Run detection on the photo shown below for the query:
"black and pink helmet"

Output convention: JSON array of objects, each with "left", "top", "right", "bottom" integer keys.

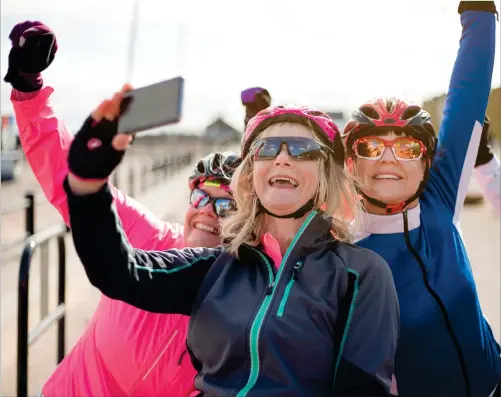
[{"left": 188, "top": 152, "right": 241, "bottom": 192}]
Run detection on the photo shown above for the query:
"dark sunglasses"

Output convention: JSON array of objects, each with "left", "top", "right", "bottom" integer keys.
[
  {"left": 250, "top": 136, "right": 329, "bottom": 161},
  {"left": 189, "top": 188, "right": 236, "bottom": 218}
]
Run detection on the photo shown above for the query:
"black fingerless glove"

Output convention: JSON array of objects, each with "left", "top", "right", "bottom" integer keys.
[
  {"left": 68, "top": 116, "right": 126, "bottom": 180},
  {"left": 458, "top": 1, "right": 498, "bottom": 18},
  {"left": 475, "top": 116, "right": 495, "bottom": 167}
]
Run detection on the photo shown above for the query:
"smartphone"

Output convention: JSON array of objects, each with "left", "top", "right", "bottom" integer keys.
[{"left": 118, "top": 76, "right": 184, "bottom": 135}]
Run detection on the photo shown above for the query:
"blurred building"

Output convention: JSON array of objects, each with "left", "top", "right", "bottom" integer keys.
[
  {"left": 326, "top": 111, "right": 347, "bottom": 132},
  {"left": 422, "top": 86, "right": 500, "bottom": 141},
  {"left": 203, "top": 116, "right": 241, "bottom": 142}
]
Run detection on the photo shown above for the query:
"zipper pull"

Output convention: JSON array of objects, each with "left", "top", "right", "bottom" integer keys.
[
  {"left": 293, "top": 261, "right": 303, "bottom": 280},
  {"left": 266, "top": 281, "right": 275, "bottom": 295}
]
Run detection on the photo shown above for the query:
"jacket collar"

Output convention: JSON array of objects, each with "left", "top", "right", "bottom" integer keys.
[
  {"left": 239, "top": 210, "right": 334, "bottom": 261},
  {"left": 354, "top": 204, "right": 421, "bottom": 242}
]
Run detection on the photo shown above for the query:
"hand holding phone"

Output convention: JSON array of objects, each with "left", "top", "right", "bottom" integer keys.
[{"left": 118, "top": 76, "right": 184, "bottom": 135}]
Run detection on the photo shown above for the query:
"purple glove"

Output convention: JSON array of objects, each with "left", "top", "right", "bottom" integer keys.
[
  {"left": 241, "top": 87, "right": 271, "bottom": 128},
  {"left": 4, "top": 21, "right": 58, "bottom": 92}
]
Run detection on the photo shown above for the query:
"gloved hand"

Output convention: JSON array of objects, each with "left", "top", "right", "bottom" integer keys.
[
  {"left": 475, "top": 115, "right": 494, "bottom": 167},
  {"left": 458, "top": 1, "right": 498, "bottom": 17},
  {"left": 4, "top": 20, "right": 58, "bottom": 92},
  {"left": 241, "top": 87, "right": 271, "bottom": 128},
  {"left": 68, "top": 87, "right": 133, "bottom": 181}
]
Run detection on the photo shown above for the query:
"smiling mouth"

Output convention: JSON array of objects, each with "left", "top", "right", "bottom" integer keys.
[
  {"left": 194, "top": 223, "right": 218, "bottom": 235},
  {"left": 373, "top": 174, "right": 402, "bottom": 181},
  {"left": 268, "top": 176, "right": 299, "bottom": 187}
]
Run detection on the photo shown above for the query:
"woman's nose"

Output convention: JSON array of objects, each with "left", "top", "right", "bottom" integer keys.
[
  {"left": 379, "top": 145, "right": 397, "bottom": 163},
  {"left": 274, "top": 144, "right": 292, "bottom": 166}
]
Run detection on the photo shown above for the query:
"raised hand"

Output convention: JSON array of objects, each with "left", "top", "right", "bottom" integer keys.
[
  {"left": 4, "top": 20, "right": 58, "bottom": 92},
  {"left": 67, "top": 84, "right": 134, "bottom": 195}
]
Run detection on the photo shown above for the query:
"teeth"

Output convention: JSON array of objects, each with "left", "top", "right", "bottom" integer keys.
[
  {"left": 195, "top": 223, "right": 218, "bottom": 234},
  {"left": 375, "top": 174, "right": 400, "bottom": 180},
  {"left": 270, "top": 177, "right": 298, "bottom": 187}
]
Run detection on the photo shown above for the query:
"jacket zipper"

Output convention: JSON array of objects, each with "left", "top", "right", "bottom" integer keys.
[
  {"left": 276, "top": 261, "right": 303, "bottom": 318},
  {"left": 236, "top": 211, "right": 317, "bottom": 397}
]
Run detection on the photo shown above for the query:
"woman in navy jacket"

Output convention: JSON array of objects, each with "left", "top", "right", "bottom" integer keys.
[{"left": 63, "top": 97, "right": 399, "bottom": 396}]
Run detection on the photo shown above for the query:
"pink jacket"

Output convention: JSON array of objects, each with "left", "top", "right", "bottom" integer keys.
[
  {"left": 12, "top": 87, "right": 198, "bottom": 396},
  {"left": 474, "top": 155, "right": 501, "bottom": 217}
]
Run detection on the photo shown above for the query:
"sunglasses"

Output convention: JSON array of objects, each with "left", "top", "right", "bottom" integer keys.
[
  {"left": 189, "top": 188, "right": 236, "bottom": 218},
  {"left": 352, "top": 136, "right": 426, "bottom": 161},
  {"left": 250, "top": 137, "right": 329, "bottom": 161}
]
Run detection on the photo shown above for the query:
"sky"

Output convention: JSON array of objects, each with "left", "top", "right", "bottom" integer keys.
[{"left": 1, "top": 0, "right": 500, "bottom": 134}]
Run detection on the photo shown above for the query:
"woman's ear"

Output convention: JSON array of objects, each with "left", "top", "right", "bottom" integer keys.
[{"left": 345, "top": 156, "right": 354, "bottom": 174}]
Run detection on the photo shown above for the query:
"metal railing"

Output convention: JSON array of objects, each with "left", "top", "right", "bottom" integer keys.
[
  {"left": 11, "top": 151, "right": 194, "bottom": 396},
  {"left": 0, "top": 192, "right": 35, "bottom": 256},
  {"left": 17, "top": 223, "right": 69, "bottom": 397}
]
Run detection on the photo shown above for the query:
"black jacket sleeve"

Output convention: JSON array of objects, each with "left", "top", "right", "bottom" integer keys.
[
  {"left": 333, "top": 249, "right": 399, "bottom": 396},
  {"left": 64, "top": 177, "right": 223, "bottom": 315}
]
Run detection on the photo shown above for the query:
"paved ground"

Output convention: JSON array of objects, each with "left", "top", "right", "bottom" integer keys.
[{"left": 0, "top": 146, "right": 499, "bottom": 396}]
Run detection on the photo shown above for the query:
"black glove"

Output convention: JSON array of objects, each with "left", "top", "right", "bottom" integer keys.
[
  {"left": 4, "top": 21, "right": 58, "bottom": 92},
  {"left": 458, "top": 1, "right": 498, "bottom": 18},
  {"left": 475, "top": 115, "right": 494, "bottom": 167},
  {"left": 68, "top": 116, "right": 126, "bottom": 180}
]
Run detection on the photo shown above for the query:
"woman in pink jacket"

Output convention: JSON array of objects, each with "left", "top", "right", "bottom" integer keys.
[{"left": 4, "top": 21, "right": 271, "bottom": 396}]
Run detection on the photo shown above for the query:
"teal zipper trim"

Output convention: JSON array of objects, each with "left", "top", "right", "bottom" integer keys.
[
  {"left": 332, "top": 268, "right": 360, "bottom": 388},
  {"left": 236, "top": 211, "right": 317, "bottom": 397},
  {"left": 276, "top": 261, "right": 303, "bottom": 318}
]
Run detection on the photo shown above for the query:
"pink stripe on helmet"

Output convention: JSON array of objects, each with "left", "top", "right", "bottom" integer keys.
[{"left": 241, "top": 105, "right": 340, "bottom": 158}]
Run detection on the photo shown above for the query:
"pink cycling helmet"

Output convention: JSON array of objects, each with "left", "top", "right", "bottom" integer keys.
[{"left": 241, "top": 105, "right": 345, "bottom": 166}]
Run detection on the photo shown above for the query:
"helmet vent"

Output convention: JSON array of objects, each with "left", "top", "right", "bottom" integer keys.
[
  {"left": 360, "top": 106, "right": 380, "bottom": 120},
  {"left": 401, "top": 106, "right": 421, "bottom": 120}
]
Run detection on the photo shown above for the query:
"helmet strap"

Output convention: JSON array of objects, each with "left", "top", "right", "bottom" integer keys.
[
  {"left": 256, "top": 198, "right": 315, "bottom": 219},
  {"left": 357, "top": 160, "right": 431, "bottom": 215}
]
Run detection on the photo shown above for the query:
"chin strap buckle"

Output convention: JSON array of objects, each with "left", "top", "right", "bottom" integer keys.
[{"left": 385, "top": 202, "right": 406, "bottom": 214}]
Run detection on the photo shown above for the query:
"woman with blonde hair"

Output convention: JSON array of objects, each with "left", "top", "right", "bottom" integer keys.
[{"left": 62, "top": 88, "right": 399, "bottom": 396}]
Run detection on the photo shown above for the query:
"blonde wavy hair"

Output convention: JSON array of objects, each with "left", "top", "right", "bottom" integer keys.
[{"left": 221, "top": 122, "right": 361, "bottom": 255}]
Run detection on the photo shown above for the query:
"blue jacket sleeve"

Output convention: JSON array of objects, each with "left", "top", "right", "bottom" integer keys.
[
  {"left": 428, "top": 9, "right": 496, "bottom": 222},
  {"left": 333, "top": 251, "right": 400, "bottom": 396},
  {"left": 64, "top": 177, "right": 223, "bottom": 315}
]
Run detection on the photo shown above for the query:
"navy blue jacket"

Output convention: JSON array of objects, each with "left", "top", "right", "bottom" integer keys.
[{"left": 65, "top": 179, "right": 399, "bottom": 396}]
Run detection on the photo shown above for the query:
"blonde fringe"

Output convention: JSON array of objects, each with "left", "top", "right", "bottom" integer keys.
[{"left": 221, "top": 153, "right": 362, "bottom": 256}]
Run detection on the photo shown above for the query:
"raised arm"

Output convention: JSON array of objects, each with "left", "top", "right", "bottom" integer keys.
[
  {"left": 65, "top": 177, "right": 221, "bottom": 314},
  {"left": 6, "top": 21, "right": 183, "bottom": 250},
  {"left": 428, "top": 2, "right": 497, "bottom": 222}
]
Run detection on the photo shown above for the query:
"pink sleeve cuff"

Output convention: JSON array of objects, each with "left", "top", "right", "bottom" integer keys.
[{"left": 11, "top": 89, "right": 40, "bottom": 101}]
